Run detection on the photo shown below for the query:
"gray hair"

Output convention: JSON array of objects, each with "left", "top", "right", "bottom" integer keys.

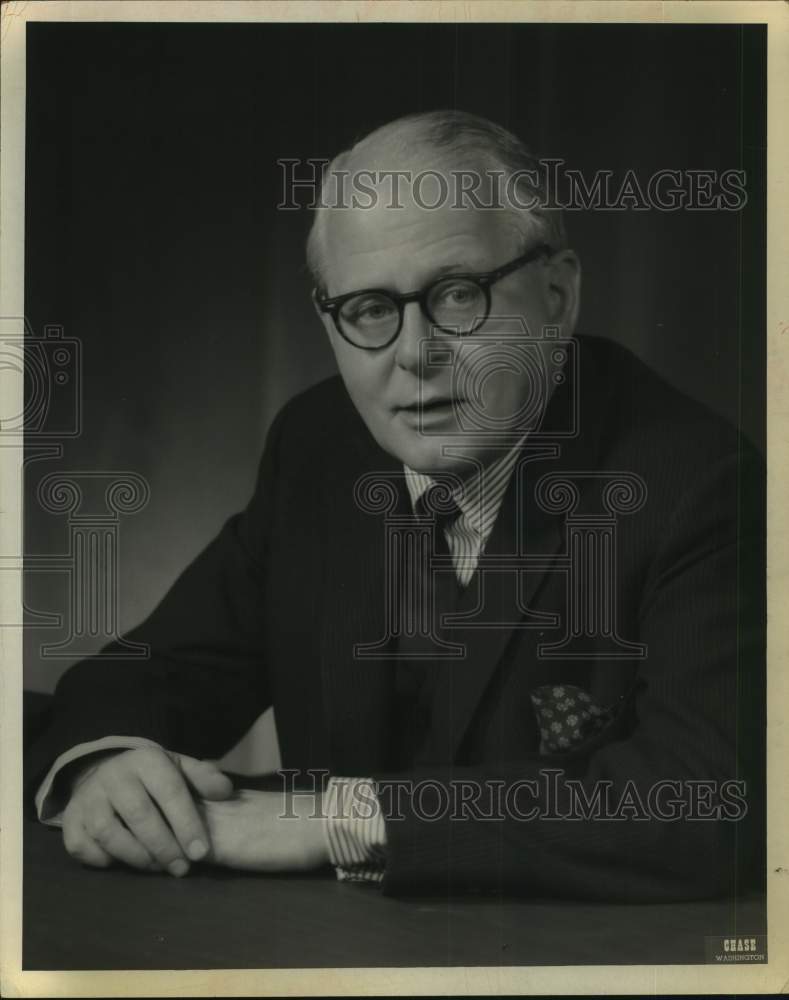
[{"left": 306, "top": 109, "right": 567, "bottom": 290}]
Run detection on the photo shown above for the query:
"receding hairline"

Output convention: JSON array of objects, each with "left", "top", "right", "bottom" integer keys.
[{"left": 306, "top": 111, "right": 566, "bottom": 288}]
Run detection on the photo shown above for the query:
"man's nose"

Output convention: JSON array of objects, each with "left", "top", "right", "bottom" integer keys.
[{"left": 393, "top": 301, "right": 430, "bottom": 373}]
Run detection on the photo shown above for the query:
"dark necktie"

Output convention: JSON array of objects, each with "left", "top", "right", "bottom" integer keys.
[{"left": 392, "top": 486, "right": 462, "bottom": 766}]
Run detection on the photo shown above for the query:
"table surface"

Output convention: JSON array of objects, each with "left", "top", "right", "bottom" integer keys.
[{"left": 23, "top": 818, "right": 766, "bottom": 970}]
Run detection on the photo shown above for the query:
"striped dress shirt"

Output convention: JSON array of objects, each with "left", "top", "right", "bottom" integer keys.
[{"left": 325, "top": 441, "right": 525, "bottom": 883}]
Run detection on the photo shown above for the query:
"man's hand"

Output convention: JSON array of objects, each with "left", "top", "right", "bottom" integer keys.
[
  {"left": 62, "top": 747, "right": 234, "bottom": 876},
  {"left": 200, "top": 788, "right": 329, "bottom": 872}
]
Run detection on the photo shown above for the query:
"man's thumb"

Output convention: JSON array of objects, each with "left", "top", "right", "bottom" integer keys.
[{"left": 176, "top": 754, "right": 234, "bottom": 800}]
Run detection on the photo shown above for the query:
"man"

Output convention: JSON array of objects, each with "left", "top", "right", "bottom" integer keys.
[{"left": 28, "top": 111, "right": 764, "bottom": 899}]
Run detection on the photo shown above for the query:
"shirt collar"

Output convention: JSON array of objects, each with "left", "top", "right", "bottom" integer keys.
[{"left": 403, "top": 437, "right": 526, "bottom": 537}]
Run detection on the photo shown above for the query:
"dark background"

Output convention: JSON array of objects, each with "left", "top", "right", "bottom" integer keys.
[{"left": 24, "top": 22, "right": 766, "bottom": 701}]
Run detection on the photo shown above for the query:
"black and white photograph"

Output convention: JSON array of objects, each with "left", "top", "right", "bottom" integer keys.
[{"left": 1, "top": 1, "right": 786, "bottom": 995}]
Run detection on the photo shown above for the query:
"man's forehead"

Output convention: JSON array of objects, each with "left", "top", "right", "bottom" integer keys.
[{"left": 322, "top": 197, "right": 519, "bottom": 292}]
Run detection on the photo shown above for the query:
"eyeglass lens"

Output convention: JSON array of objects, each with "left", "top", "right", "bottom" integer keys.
[{"left": 337, "top": 276, "right": 488, "bottom": 347}]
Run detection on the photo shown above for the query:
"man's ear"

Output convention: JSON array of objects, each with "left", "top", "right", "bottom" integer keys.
[{"left": 542, "top": 249, "right": 582, "bottom": 335}]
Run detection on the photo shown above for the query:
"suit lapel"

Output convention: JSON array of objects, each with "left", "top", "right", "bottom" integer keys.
[
  {"left": 318, "top": 432, "right": 404, "bottom": 774},
  {"left": 423, "top": 442, "right": 567, "bottom": 764}
]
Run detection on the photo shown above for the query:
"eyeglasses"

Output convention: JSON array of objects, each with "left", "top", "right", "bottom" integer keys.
[{"left": 314, "top": 243, "right": 553, "bottom": 350}]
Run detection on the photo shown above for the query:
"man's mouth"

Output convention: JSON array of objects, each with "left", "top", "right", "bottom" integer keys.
[
  {"left": 394, "top": 397, "right": 466, "bottom": 429},
  {"left": 396, "top": 397, "right": 465, "bottom": 413}
]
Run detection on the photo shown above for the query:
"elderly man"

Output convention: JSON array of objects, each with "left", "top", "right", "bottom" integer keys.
[{"left": 29, "top": 111, "right": 764, "bottom": 900}]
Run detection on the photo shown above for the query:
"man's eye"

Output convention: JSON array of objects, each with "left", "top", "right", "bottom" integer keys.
[
  {"left": 346, "top": 297, "right": 396, "bottom": 326},
  {"left": 361, "top": 303, "right": 393, "bottom": 320},
  {"left": 434, "top": 281, "right": 482, "bottom": 309}
]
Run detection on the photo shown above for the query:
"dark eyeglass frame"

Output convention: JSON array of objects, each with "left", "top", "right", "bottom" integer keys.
[{"left": 314, "top": 242, "right": 554, "bottom": 350}]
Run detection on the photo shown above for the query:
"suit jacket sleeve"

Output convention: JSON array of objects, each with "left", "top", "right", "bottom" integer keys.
[
  {"left": 25, "top": 405, "right": 288, "bottom": 806},
  {"left": 373, "top": 444, "right": 766, "bottom": 902}
]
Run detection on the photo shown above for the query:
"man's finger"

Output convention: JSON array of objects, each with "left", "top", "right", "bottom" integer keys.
[
  {"left": 177, "top": 755, "right": 234, "bottom": 801},
  {"left": 111, "top": 776, "right": 193, "bottom": 873},
  {"left": 139, "top": 759, "right": 213, "bottom": 863},
  {"left": 84, "top": 799, "right": 162, "bottom": 871},
  {"left": 63, "top": 821, "right": 113, "bottom": 868},
  {"left": 70, "top": 825, "right": 163, "bottom": 872}
]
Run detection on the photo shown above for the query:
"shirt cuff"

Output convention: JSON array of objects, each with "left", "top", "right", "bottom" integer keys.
[
  {"left": 35, "top": 736, "right": 163, "bottom": 826},
  {"left": 323, "top": 776, "right": 387, "bottom": 884}
]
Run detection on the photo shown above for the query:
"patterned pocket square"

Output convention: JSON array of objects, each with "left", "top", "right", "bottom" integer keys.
[{"left": 530, "top": 684, "right": 616, "bottom": 754}]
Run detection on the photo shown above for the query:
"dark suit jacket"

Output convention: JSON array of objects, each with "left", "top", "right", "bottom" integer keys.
[{"left": 28, "top": 335, "right": 765, "bottom": 901}]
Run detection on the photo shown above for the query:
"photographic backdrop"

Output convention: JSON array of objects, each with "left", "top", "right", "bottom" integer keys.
[{"left": 24, "top": 22, "right": 765, "bottom": 731}]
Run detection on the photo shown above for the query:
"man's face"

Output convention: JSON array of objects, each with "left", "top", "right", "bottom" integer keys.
[{"left": 316, "top": 189, "right": 578, "bottom": 476}]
